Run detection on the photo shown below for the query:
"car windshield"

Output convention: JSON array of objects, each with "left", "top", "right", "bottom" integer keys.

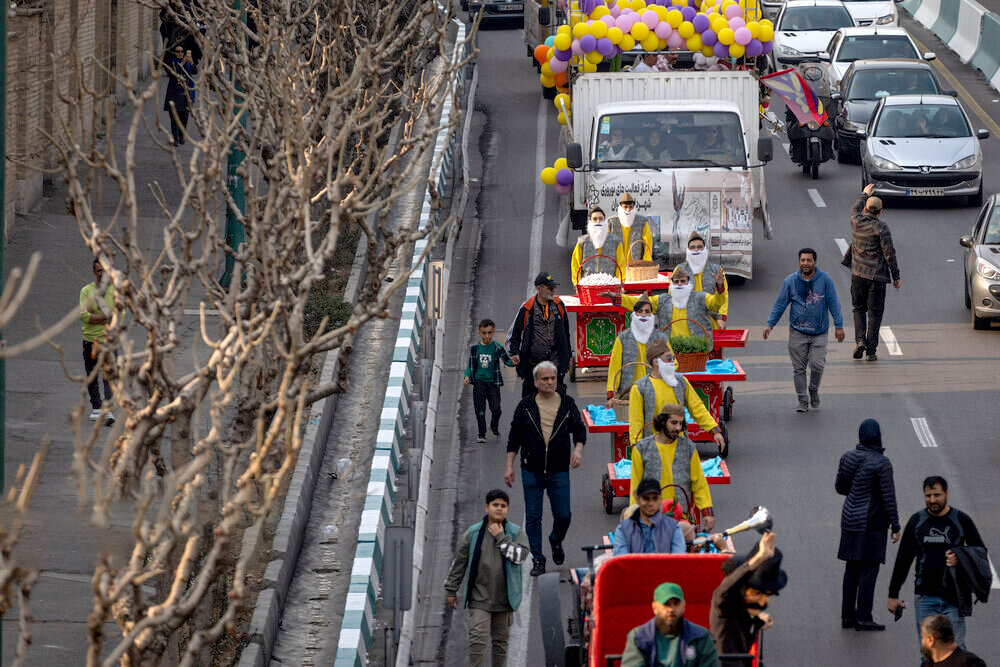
[
  {"left": 847, "top": 69, "right": 939, "bottom": 99},
  {"left": 837, "top": 36, "right": 918, "bottom": 62},
  {"left": 985, "top": 207, "right": 1000, "bottom": 244},
  {"left": 595, "top": 111, "right": 747, "bottom": 168},
  {"left": 874, "top": 104, "right": 970, "bottom": 138},
  {"left": 779, "top": 6, "right": 854, "bottom": 31}
]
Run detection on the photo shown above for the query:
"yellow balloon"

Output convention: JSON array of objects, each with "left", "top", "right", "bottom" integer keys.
[
  {"left": 718, "top": 27, "right": 734, "bottom": 45},
  {"left": 592, "top": 5, "right": 611, "bottom": 18},
  {"left": 631, "top": 0, "right": 647, "bottom": 10},
  {"left": 760, "top": 18, "right": 773, "bottom": 28},
  {"left": 558, "top": 24, "right": 572, "bottom": 35},
  {"left": 584, "top": 60, "right": 598, "bottom": 72},
  {"left": 747, "top": 21, "right": 760, "bottom": 39},
  {"left": 591, "top": 21, "right": 608, "bottom": 38},
  {"left": 729, "top": 43, "right": 745, "bottom": 58},
  {"left": 541, "top": 62, "right": 554, "bottom": 77},
  {"left": 620, "top": 34, "right": 636, "bottom": 51},
  {"left": 554, "top": 93, "right": 570, "bottom": 109},
  {"left": 554, "top": 33, "right": 572, "bottom": 50},
  {"left": 658, "top": 37, "right": 668, "bottom": 50},
  {"left": 586, "top": 50, "right": 604, "bottom": 64},
  {"left": 666, "top": 9, "right": 683, "bottom": 28},
  {"left": 547, "top": 47, "right": 555, "bottom": 60},
  {"left": 758, "top": 24, "right": 773, "bottom": 41},
  {"left": 540, "top": 74, "right": 556, "bottom": 88},
  {"left": 631, "top": 22, "right": 650, "bottom": 41},
  {"left": 554, "top": 158, "right": 569, "bottom": 171},
  {"left": 573, "top": 22, "right": 590, "bottom": 39},
  {"left": 686, "top": 34, "right": 703, "bottom": 51},
  {"left": 641, "top": 33, "right": 659, "bottom": 51},
  {"left": 678, "top": 21, "right": 694, "bottom": 39},
  {"left": 712, "top": 16, "right": 728, "bottom": 33},
  {"left": 607, "top": 26, "right": 624, "bottom": 44},
  {"left": 558, "top": 112, "right": 568, "bottom": 125},
  {"left": 702, "top": 44, "right": 716, "bottom": 57},
  {"left": 540, "top": 167, "right": 558, "bottom": 185}
]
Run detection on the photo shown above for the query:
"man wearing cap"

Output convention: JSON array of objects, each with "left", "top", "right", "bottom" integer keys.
[
  {"left": 506, "top": 272, "right": 572, "bottom": 397},
  {"left": 606, "top": 293, "right": 665, "bottom": 401},
  {"left": 847, "top": 184, "right": 900, "bottom": 362},
  {"left": 710, "top": 532, "right": 787, "bottom": 666},
  {"left": 614, "top": 478, "right": 687, "bottom": 555},
  {"left": 607, "top": 192, "right": 654, "bottom": 268},
  {"left": 628, "top": 339, "right": 726, "bottom": 455},
  {"left": 621, "top": 582, "right": 721, "bottom": 666},
  {"left": 674, "top": 231, "right": 729, "bottom": 330},
  {"left": 571, "top": 206, "right": 625, "bottom": 285}
]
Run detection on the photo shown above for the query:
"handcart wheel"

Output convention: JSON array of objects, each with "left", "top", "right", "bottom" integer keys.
[
  {"left": 538, "top": 572, "right": 567, "bottom": 666},
  {"left": 719, "top": 422, "right": 730, "bottom": 460},
  {"left": 601, "top": 473, "right": 614, "bottom": 514},
  {"left": 722, "top": 386, "right": 734, "bottom": 422}
]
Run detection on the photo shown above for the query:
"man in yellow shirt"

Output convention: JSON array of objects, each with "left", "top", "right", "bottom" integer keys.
[
  {"left": 571, "top": 206, "right": 624, "bottom": 285},
  {"left": 80, "top": 259, "right": 120, "bottom": 424},
  {"left": 607, "top": 192, "right": 654, "bottom": 268},
  {"left": 605, "top": 294, "right": 664, "bottom": 401},
  {"left": 629, "top": 339, "right": 726, "bottom": 455},
  {"left": 674, "top": 231, "right": 729, "bottom": 329},
  {"left": 629, "top": 404, "right": 714, "bottom": 531}
]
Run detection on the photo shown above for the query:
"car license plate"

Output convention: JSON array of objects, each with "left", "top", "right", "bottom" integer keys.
[
  {"left": 905, "top": 188, "right": 944, "bottom": 197},
  {"left": 499, "top": 3, "right": 523, "bottom": 9}
]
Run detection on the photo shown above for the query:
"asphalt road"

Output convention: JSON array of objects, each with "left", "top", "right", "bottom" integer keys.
[{"left": 441, "top": 12, "right": 1000, "bottom": 666}]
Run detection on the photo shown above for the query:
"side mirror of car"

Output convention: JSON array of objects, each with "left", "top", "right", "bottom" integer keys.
[
  {"left": 943, "top": 89, "right": 958, "bottom": 97},
  {"left": 566, "top": 143, "right": 584, "bottom": 168},
  {"left": 856, "top": 128, "right": 867, "bottom": 137},
  {"left": 923, "top": 52, "right": 936, "bottom": 61},
  {"left": 960, "top": 235, "right": 974, "bottom": 248},
  {"left": 977, "top": 129, "right": 990, "bottom": 140},
  {"left": 757, "top": 136, "right": 774, "bottom": 163},
  {"left": 830, "top": 91, "right": 841, "bottom": 100},
  {"left": 818, "top": 51, "right": 831, "bottom": 62}
]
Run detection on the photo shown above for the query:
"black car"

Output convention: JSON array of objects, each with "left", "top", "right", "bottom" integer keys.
[
  {"left": 831, "top": 59, "right": 950, "bottom": 163},
  {"left": 465, "top": 0, "right": 524, "bottom": 23}
]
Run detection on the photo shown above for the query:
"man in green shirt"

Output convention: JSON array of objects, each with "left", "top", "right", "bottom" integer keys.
[
  {"left": 80, "top": 259, "right": 118, "bottom": 424},
  {"left": 622, "top": 582, "right": 720, "bottom": 666}
]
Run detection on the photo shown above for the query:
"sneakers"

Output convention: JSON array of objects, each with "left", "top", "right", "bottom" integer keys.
[
  {"left": 551, "top": 541, "right": 565, "bottom": 566},
  {"left": 867, "top": 353, "right": 878, "bottom": 362},
  {"left": 89, "top": 409, "right": 101, "bottom": 421},
  {"left": 809, "top": 391, "right": 820, "bottom": 409},
  {"left": 530, "top": 559, "right": 546, "bottom": 577},
  {"left": 853, "top": 342, "right": 865, "bottom": 360},
  {"left": 491, "top": 428, "right": 501, "bottom": 439},
  {"left": 854, "top": 621, "right": 886, "bottom": 631},
  {"left": 796, "top": 402, "right": 809, "bottom": 413},
  {"left": 104, "top": 412, "right": 116, "bottom": 426},
  {"left": 476, "top": 435, "right": 486, "bottom": 443}
]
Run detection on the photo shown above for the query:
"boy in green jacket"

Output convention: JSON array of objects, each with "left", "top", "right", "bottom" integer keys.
[{"left": 464, "top": 319, "right": 515, "bottom": 442}]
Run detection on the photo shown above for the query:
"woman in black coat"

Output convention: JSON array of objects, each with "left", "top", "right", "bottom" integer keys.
[
  {"left": 835, "top": 418, "right": 900, "bottom": 631},
  {"left": 163, "top": 44, "right": 197, "bottom": 145}
]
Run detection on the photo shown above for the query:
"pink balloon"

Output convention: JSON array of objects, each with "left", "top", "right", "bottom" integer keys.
[
  {"left": 615, "top": 15, "right": 633, "bottom": 31},
  {"left": 654, "top": 21, "right": 673, "bottom": 39},
  {"left": 641, "top": 9, "right": 659, "bottom": 28},
  {"left": 724, "top": 4, "right": 742, "bottom": 19},
  {"left": 549, "top": 57, "right": 568, "bottom": 73},
  {"left": 571, "top": 39, "right": 584, "bottom": 55},
  {"left": 734, "top": 27, "right": 752, "bottom": 45},
  {"left": 667, "top": 31, "right": 685, "bottom": 48},
  {"left": 601, "top": 14, "right": 616, "bottom": 27},
  {"left": 610, "top": 5, "right": 621, "bottom": 17},
  {"left": 554, "top": 183, "right": 572, "bottom": 195},
  {"left": 728, "top": 17, "right": 746, "bottom": 30}
]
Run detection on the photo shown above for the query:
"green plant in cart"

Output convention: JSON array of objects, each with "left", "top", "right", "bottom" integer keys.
[{"left": 668, "top": 333, "right": 710, "bottom": 355}]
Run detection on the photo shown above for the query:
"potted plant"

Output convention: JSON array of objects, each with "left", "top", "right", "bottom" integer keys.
[{"left": 668, "top": 333, "right": 711, "bottom": 373}]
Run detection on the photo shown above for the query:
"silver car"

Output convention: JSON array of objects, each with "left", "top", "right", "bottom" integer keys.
[
  {"left": 961, "top": 196, "right": 1000, "bottom": 329},
  {"left": 859, "top": 95, "right": 989, "bottom": 205}
]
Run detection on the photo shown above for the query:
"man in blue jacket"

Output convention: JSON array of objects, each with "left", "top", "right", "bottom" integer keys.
[
  {"left": 622, "top": 581, "right": 720, "bottom": 666},
  {"left": 762, "top": 248, "right": 845, "bottom": 412},
  {"left": 613, "top": 479, "right": 687, "bottom": 555}
]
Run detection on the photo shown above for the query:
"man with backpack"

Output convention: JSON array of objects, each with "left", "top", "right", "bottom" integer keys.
[{"left": 506, "top": 272, "right": 572, "bottom": 397}]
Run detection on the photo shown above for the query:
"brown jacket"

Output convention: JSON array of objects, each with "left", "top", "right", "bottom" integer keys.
[{"left": 848, "top": 194, "right": 900, "bottom": 283}]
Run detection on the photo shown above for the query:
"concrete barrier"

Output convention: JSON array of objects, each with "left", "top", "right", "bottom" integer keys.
[
  {"left": 899, "top": 0, "right": 922, "bottom": 16},
  {"left": 971, "top": 11, "right": 1000, "bottom": 82},
  {"left": 949, "top": 0, "right": 987, "bottom": 63},
  {"left": 913, "top": 0, "right": 943, "bottom": 33}
]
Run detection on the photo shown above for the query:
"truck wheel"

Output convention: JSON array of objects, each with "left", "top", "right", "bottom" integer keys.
[
  {"left": 722, "top": 386, "right": 734, "bottom": 422},
  {"left": 602, "top": 473, "right": 614, "bottom": 514},
  {"left": 538, "top": 573, "right": 566, "bottom": 667}
]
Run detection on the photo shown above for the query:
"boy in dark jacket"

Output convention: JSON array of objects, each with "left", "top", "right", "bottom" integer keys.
[
  {"left": 836, "top": 418, "right": 900, "bottom": 631},
  {"left": 464, "top": 319, "right": 515, "bottom": 442},
  {"left": 622, "top": 581, "right": 720, "bottom": 666},
  {"left": 504, "top": 361, "right": 586, "bottom": 576}
]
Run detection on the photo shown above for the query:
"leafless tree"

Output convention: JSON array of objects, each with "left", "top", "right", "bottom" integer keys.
[{"left": 0, "top": 0, "right": 474, "bottom": 663}]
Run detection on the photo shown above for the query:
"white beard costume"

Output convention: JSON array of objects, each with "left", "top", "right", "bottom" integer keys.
[
  {"left": 686, "top": 248, "right": 708, "bottom": 275},
  {"left": 656, "top": 358, "right": 679, "bottom": 387},
  {"left": 631, "top": 315, "right": 655, "bottom": 344},
  {"left": 670, "top": 283, "right": 694, "bottom": 310},
  {"left": 618, "top": 207, "right": 636, "bottom": 229},
  {"left": 587, "top": 220, "right": 609, "bottom": 249}
]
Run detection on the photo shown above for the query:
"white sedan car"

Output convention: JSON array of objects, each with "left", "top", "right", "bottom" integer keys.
[
  {"left": 841, "top": 0, "right": 901, "bottom": 26},
  {"left": 819, "top": 26, "right": 934, "bottom": 94},
  {"left": 771, "top": 0, "right": 856, "bottom": 70}
]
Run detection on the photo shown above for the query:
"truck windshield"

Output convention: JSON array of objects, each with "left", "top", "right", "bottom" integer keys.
[{"left": 595, "top": 111, "right": 747, "bottom": 168}]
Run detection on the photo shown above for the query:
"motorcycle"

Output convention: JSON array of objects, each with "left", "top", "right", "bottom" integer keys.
[{"left": 786, "top": 106, "right": 835, "bottom": 179}]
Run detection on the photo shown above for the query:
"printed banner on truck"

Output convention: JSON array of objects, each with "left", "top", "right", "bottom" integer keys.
[{"left": 585, "top": 170, "right": 755, "bottom": 279}]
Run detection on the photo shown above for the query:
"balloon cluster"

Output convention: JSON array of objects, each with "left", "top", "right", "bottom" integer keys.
[
  {"left": 534, "top": 0, "right": 775, "bottom": 87},
  {"left": 540, "top": 158, "right": 574, "bottom": 195},
  {"left": 554, "top": 93, "right": 572, "bottom": 125}
]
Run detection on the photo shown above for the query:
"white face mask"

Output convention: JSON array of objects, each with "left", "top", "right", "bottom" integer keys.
[
  {"left": 587, "top": 219, "right": 609, "bottom": 249},
  {"left": 686, "top": 248, "right": 708, "bottom": 275},
  {"left": 631, "top": 314, "right": 655, "bottom": 344},
  {"left": 670, "top": 283, "right": 694, "bottom": 310},
  {"left": 656, "top": 357, "right": 678, "bottom": 386},
  {"left": 618, "top": 206, "right": 636, "bottom": 228}
]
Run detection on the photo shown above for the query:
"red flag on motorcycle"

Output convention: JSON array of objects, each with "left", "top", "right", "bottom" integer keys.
[{"left": 760, "top": 67, "right": 828, "bottom": 126}]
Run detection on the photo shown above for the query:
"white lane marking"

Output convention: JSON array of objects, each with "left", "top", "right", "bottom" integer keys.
[
  {"left": 989, "top": 556, "right": 1000, "bottom": 589},
  {"left": 807, "top": 189, "right": 826, "bottom": 208},
  {"left": 880, "top": 326, "right": 902, "bottom": 355},
  {"left": 835, "top": 238, "right": 849, "bottom": 255},
  {"left": 781, "top": 142, "right": 790, "bottom": 154},
  {"left": 508, "top": 510, "right": 531, "bottom": 667},
  {"left": 911, "top": 418, "right": 938, "bottom": 448},
  {"left": 527, "top": 97, "right": 547, "bottom": 296}
]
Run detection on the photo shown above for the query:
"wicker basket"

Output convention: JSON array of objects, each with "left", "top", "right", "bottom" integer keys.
[
  {"left": 610, "top": 361, "right": 651, "bottom": 422},
  {"left": 624, "top": 239, "right": 660, "bottom": 282},
  {"left": 663, "top": 317, "right": 710, "bottom": 373},
  {"left": 576, "top": 254, "right": 623, "bottom": 305}
]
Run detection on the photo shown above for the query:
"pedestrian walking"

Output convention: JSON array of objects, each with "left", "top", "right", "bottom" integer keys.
[
  {"left": 763, "top": 248, "right": 845, "bottom": 412},
  {"left": 836, "top": 418, "right": 900, "bottom": 631},
  {"left": 888, "top": 476, "right": 989, "bottom": 650},
  {"left": 920, "top": 615, "right": 987, "bottom": 667},
  {"left": 80, "top": 259, "right": 119, "bottom": 425},
  {"left": 506, "top": 272, "right": 572, "bottom": 397},
  {"left": 621, "top": 581, "right": 721, "bottom": 666},
  {"left": 464, "top": 318, "right": 515, "bottom": 443},
  {"left": 164, "top": 44, "right": 197, "bottom": 145},
  {"left": 504, "top": 361, "right": 586, "bottom": 576},
  {"left": 846, "top": 183, "right": 900, "bottom": 362},
  {"left": 445, "top": 489, "right": 530, "bottom": 667}
]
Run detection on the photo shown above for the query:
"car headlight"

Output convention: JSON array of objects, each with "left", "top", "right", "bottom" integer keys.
[
  {"left": 875, "top": 13, "right": 895, "bottom": 25},
  {"left": 976, "top": 257, "right": 1000, "bottom": 280},
  {"left": 871, "top": 155, "right": 902, "bottom": 170},
  {"left": 807, "top": 120, "right": 820, "bottom": 130},
  {"left": 843, "top": 120, "right": 867, "bottom": 132},
  {"left": 947, "top": 154, "right": 978, "bottom": 170},
  {"left": 778, "top": 45, "right": 802, "bottom": 56}
]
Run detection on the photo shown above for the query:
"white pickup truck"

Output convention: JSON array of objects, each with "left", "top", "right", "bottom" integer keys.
[{"left": 565, "top": 71, "right": 774, "bottom": 280}]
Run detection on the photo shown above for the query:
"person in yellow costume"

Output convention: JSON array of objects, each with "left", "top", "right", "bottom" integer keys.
[
  {"left": 605, "top": 293, "right": 665, "bottom": 402},
  {"left": 571, "top": 206, "right": 624, "bottom": 285},
  {"left": 629, "top": 403, "right": 715, "bottom": 531},
  {"left": 628, "top": 339, "right": 727, "bottom": 455},
  {"left": 606, "top": 192, "right": 654, "bottom": 269},
  {"left": 674, "top": 231, "right": 729, "bottom": 329}
]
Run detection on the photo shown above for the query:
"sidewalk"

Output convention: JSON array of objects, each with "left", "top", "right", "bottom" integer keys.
[{"left": 1, "top": 78, "right": 212, "bottom": 663}]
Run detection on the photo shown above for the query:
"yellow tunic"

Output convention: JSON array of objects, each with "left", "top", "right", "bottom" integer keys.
[
  {"left": 606, "top": 336, "right": 649, "bottom": 396},
  {"left": 571, "top": 240, "right": 627, "bottom": 285},
  {"left": 621, "top": 292, "right": 727, "bottom": 338},
  {"left": 629, "top": 437, "right": 713, "bottom": 509},
  {"left": 692, "top": 270, "right": 730, "bottom": 325},
  {"left": 628, "top": 376, "right": 718, "bottom": 444},
  {"left": 619, "top": 222, "right": 654, "bottom": 266}
]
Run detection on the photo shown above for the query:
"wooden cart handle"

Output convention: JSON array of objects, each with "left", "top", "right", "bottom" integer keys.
[
  {"left": 627, "top": 238, "right": 651, "bottom": 262},
  {"left": 612, "top": 360, "right": 651, "bottom": 399}
]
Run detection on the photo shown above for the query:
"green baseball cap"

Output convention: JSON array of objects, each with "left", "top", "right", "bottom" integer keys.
[{"left": 653, "top": 582, "right": 684, "bottom": 604}]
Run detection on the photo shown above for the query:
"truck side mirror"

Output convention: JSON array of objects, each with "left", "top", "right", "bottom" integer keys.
[
  {"left": 566, "top": 143, "right": 584, "bottom": 169},
  {"left": 817, "top": 51, "right": 831, "bottom": 62},
  {"left": 757, "top": 136, "right": 774, "bottom": 163},
  {"left": 960, "top": 235, "right": 974, "bottom": 248}
]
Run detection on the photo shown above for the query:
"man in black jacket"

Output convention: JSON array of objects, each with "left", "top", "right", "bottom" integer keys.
[
  {"left": 506, "top": 272, "right": 572, "bottom": 397},
  {"left": 504, "top": 361, "right": 586, "bottom": 576},
  {"left": 888, "top": 476, "right": 988, "bottom": 650},
  {"left": 836, "top": 418, "right": 900, "bottom": 631}
]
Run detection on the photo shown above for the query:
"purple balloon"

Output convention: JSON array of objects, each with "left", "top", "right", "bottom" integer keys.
[
  {"left": 556, "top": 168, "right": 574, "bottom": 187},
  {"left": 549, "top": 57, "right": 568, "bottom": 74},
  {"left": 579, "top": 0, "right": 600, "bottom": 14},
  {"left": 554, "top": 182, "right": 572, "bottom": 195},
  {"left": 580, "top": 34, "right": 597, "bottom": 52},
  {"left": 701, "top": 28, "right": 718, "bottom": 46},
  {"left": 597, "top": 37, "right": 615, "bottom": 57},
  {"left": 713, "top": 41, "right": 730, "bottom": 59},
  {"left": 692, "top": 14, "right": 710, "bottom": 33},
  {"left": 745, "top": 38, "right": 763, "bottom": 58},
  {"left": 761, "top": 40, "right": 773, "bottom": 55},
  {"left": 554, "top": 47, "right": 572, "bottom": 61},
  {"left": 680, "top": 6, "right": 696, "bottom": 22}
]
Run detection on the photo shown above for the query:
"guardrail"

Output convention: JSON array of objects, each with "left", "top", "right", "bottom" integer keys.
[{"left": 903, "top": 0, "right": 995, "bottom": 70}]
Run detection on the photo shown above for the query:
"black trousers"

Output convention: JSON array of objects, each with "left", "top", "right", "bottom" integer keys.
[
  {"left": 472, "top": 381, "right": 502, "bottom": 436},
  {"left": 842, "top": 560, "right": 880, "bottom": 622},
  {"left": 850, "top": 274, "right": 887, "bottom": 355},
  {"left": 83, "top": 340, "right": 112, "bottom": 410},
  {"left": 166, "top": 99, "right": 190, "bottom": 145}
]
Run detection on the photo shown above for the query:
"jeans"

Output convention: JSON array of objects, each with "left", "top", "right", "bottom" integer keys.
[
  {"left": 787, "top": 328, "right": 828, "bottom": 403},
  {"left": 841, "top": 560, "right": 880, "bottom": 622},
  {"left": 851, "top": 275, "right": 887, "bottom": 355},
  {"left": 468, "top": 608, "right": 512, "bottom": 667},
  {"left": 521, "top": 469, "right": 572, "bottom": 562},
  {"left": 914, "top": 595, "right": 965, "bottom": 649},
  {"left": 472, "top": 381, "right": 502, "bottom": 436},
  {"left": 520, "top": 373, "right": 567, "bottom": 398},
  {"left": 82, "top": 340, "right": 113, "bottom": 409}
]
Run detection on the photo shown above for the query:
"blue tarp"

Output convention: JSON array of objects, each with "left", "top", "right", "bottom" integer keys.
[
  {"left": 613, "top": 458, "right": 632, "bottom": 478},
  {"left": 701, "top": 456, "right": 723, "bottom": 477},
  {"left": 684, "top": 359, "right": 739, "bottom": 375},
  {"left": 586, "top": 404, "right": 623, "bottom": 425}
]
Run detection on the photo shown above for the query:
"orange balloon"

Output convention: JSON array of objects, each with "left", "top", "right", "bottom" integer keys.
[
  {"left": 554, "top": 72, "right": 569, "bottom": 86},
  {"left": 534, "top": 44, "right": 549, "bottom": 64}
]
